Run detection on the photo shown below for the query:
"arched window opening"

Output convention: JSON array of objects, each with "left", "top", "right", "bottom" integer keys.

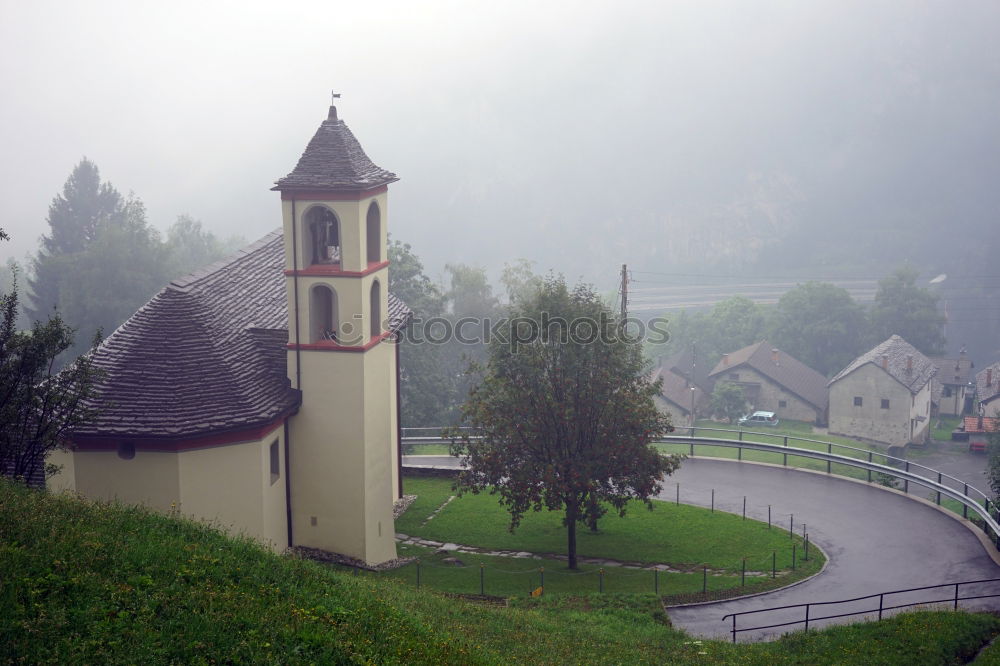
[
  {"left": 366, "top": 201, "right": 381, "bottom": 264},
  {"left": 304, "top": 206, "right": 340, "bottom": 266},
  {"left": 310, "top": 284, "right": 339, "bottom": 343},
  {"left": 370, "top": 280, "right": 382, "bottom": 340}
]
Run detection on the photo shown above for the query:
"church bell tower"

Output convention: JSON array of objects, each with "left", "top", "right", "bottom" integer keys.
[{"left": 273, "top": 99, "right": 399, "bottom": 565}]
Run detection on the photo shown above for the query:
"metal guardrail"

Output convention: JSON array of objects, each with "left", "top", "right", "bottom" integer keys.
[
  {"left": 720, "top": 577, "right": 1000, "bottom": 642},
  {"left": 402, "top": 426, "right": 1000, "bottom": 549}
]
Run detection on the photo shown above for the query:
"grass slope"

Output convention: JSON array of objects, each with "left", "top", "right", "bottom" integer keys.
[{"left": 3, "top": 480, "right": 998, "bottom": 664}]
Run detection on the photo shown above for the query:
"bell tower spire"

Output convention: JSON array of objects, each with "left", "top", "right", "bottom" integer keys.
[{"left": 273, "top": 100, "right": 399, "bottom": 566}]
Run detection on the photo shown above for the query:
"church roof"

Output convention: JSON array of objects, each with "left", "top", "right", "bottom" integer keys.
[
  {"left": 272, "top": 106, "right": 398, "bottom": 192},
  {"left": 73, "top": 231, "right": 410, "bottom": 439}
]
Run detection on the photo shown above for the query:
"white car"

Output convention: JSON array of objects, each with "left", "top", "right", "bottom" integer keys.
[{"left": 738, "top": 411, "right": 780, "bottom": 427}]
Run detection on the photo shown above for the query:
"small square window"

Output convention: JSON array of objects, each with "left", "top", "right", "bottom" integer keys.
[
  {"left": 269, "top": 440, "right": 280, "bottom": 485},
  {"left": 943, "top": 386, "right": 953, "bottom": 397},
  {"left": 778, "top": 400, "right": 787, "bottom": 408},
  {"left": 881, "top": 399, "right": 890, "bottom": 409},
  {"left": 853, "top": 396, "right": 863, "bottom": 407}
]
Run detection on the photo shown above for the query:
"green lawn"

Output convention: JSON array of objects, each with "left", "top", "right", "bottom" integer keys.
[
  {"left": 932, "top": 415, "right": 962, "bottom": 442},
  {"left": 400, "top": 477, "right": 814, "bottom": 570},
  {"left": 3, "top": 479, "right": 997, "bottom": 665},
  {"left": 394, "top": 476, "right": 821, "bottom": 601}
]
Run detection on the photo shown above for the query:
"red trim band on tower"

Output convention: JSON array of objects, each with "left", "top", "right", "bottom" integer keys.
[
  {"left": 284, "top": 260, "right": 389, "bottom": 278},
  {"left": 288, "top": 331, "right": 393, "bottom": 353},
  {"left": 279, "top": 185, "right": 387, "bottom": 201}
]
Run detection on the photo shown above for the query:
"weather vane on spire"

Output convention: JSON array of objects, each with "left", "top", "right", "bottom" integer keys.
[{"left": 331, "top": 91, "right": 341, "bottom": 103}]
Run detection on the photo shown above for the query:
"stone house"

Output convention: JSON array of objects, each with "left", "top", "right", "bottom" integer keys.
[
  {"left": 706, "top": 341, "right": 829, "bottom": 425},
  {"left": 977, "top": 362, "right": 1000, "bottom": 417},
  {"left": 48, "top": 103, "right": 409, "bottom": 566},
  {"left": 828, "top": 335, "right": 936, "bottom": 447},
  {"left": 929, "top": 350, "right": 975, "bottom": 416}
]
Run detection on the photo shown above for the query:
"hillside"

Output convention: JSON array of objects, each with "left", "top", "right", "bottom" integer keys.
[{"left": 2, "top": 479, "right": 998, "bottom": 664}]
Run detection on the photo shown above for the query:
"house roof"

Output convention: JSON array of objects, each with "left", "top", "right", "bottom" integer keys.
[
  {"left": 830, "top": 335, "right": 937, "bottom": 394},
  {"left": 929, "top": 355, "right": 975, "bottom": 387},
  {"left": 73, "top": 231, "right": 410, "bottom": 439},
  {"left": 652, "top": 365, "right": 706, "bottom": 415},
  {"left": 660, "top": 347, "right": 711, "bottom": 391},
  {"left": 977, "top": 362, "right": 1000, "bottom": 406},
  {"left": 963, "top": 416, "right": 999, "bottom": 434},
  {"left": 707, "top": 341, "right": 829, "bottom": 412},
  {"left": 272, "top": 106, "right": 399, "bottom": 192}
]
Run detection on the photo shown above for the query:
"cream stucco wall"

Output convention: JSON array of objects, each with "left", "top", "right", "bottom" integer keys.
[
  {"left": 46, "top": 447, "right": 76, "bottom": 494},
  {"left": 178, "top": 427, "right": 288, "bottom": 551},
  {"left": 654, "top": 395, "right": 691, "bottom": 427},
  {"left": 829, "top": 363, "right": 929, "bottom": 446},
  {"left": 62, "top": 427, "right": 289, "bottom": 553},
  {"left": 73, "top": 448, "right": 180, "bottom": 512},
  {"left": 287, "top": 340, "right": 398, "bottom": 565}
]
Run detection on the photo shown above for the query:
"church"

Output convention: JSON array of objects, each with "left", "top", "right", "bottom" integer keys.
[{"left": 49, "top": 102, "right": 409, "bottom": 566}]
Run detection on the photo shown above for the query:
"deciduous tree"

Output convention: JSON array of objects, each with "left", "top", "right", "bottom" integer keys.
[
  {"left": 449, "top": 276, "right": 681, "bottom": 569},
  {"left": 870, "top": 267, "right": 946, "bottom": 356},
  {"left": 710, "top": 382, "right": 746, "bottom": 423},
  {"left": 1, "top": 230, "right": 102, "bottom": 483}
]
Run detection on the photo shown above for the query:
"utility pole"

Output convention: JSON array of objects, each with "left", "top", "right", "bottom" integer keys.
[{"left": 620, "top": 264, "right": 628, "bottom": 322}]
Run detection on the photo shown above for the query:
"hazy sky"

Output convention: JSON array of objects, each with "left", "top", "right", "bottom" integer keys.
[{"left": 2, "top": 1, "right": 999, "bottom": 290}]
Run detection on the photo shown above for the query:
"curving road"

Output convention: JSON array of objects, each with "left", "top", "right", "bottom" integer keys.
[{"left": 402, "top": 455, "right": 1000, "bottom": 641}]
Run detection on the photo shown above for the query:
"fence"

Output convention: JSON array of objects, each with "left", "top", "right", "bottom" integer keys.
[
  {"left": 403, "top": 427, "right": 1000, "bottom": 552},
  {"left": 720, "top": 578, "right": 1000, "bottom": 642},
  {"left": 392, "top": 537, "right": 815, "bottom": 603},
  {"left": 656, "top": 427, "right": 1000, "bottom": 548}
]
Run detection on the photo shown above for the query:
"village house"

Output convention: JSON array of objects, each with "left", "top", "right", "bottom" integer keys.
[
  {"left": 929, "top": 350, "right": 975, "bottom": 416},
  {"left": 651, "top": 348, "right": 710, "bottom": 427},
  {"left": 48, "top": 103, "right": 409, "bottom": 566},
  {"left": 977, "top": 362, "right": 1000, "bottom": 417},
  {"left": 960, "top": 415, "right": 998, "bottom": 453},
  {"left": 706, "top": 341, "right": 829, "bottom": 425},
  {"left": 828, "top": 335, "right": 936, "bottom": 447}
]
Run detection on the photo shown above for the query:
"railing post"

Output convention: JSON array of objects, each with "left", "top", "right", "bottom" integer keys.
[
  {"left": 827, "top": 442, "right": 832, "bottom": 474},
  {"left": 741, "top": 558, "right": 746, "bottom": 587},
  {"left": 738, "top": 445, "right": 742, "bottom": 461},
  {"left": 654, "top": 569, "right": 659, "bottom": 595},
  {"left": 804, "top": 604, "right": 810, "bottom": 632},
  {"left": 676, "top": 482, "right": 680, "bottom": 505},
  {"left": 416, "top": 560, "right": 421, "bottom": 588},
  {"left": 937, "top": 472, "right": 942, "bottom": 505},
  {"left": 711, "top": 489, "right": 715, "bottom": 513},
  {"left": 739, "top": 430, "right": 744, "bottom": 441},
  {"left": 878, "top": 594, "right": 884, "bottom": 620},
  {"left": 480, "top": 563, "right": 485, "bottom": 595},
  {"left": 768, "top": 505, "right": 771, "bottom": 529},
  {"left": 904, "top": 461, "right": 910, "bottom": 494},
  {"left": 789, "top": 514, "right": 794, "bottom": 537},
  {"left": 963, "top": 484, "right": 969, "bottom": 520},
  {"left": 954, "top": 582, "right": 960, "bottom": 610},
  {"left": 599, "top": 568, "right": 604, "bottom": 593},
  {"left": 868, "top": 451, "right": 873, "bottom": 483},
  {"left": 792, "top": 544, "right": 797, "bottom": 570},
  {"left": 731, "top": 614, "right": 737, "bottom": 643},
  {"left": 690, "top": 440, "right": 694, "bottom": 456},
  {"left": 743, "top": 496, "right": 746, "bottom": 520},
  {"left": 783, "top": 436, "right": 788, "bottom": 466}
]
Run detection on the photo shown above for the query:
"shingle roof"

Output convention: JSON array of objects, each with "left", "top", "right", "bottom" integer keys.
[
  {"left": 977, "top": 362, "right": 1000, "bottom": 406},
  {"left": 661, "top": 347, "right": 711, "bottom": 391},
  {"left": 652, "top": 365, "right": 706, "bottom": 415},
  {"left": 830, "top": 335, "right": 937, "bottom": 394},
  {"left": 930, "top": 356, "right": 975, "bottom": 386},
  {"left": 272, "top": 106, "right": 398, "bottom": 192},
  {"left": 74, "top": 231, "right": 410, "bottom": 439},
  {"left": 708, "top": 341, "right": 829, "bottom": 412}
]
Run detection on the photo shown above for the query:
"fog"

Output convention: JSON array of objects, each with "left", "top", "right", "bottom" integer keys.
[{"left": 2, "top": 1, "right": 999, "bottom": 341}]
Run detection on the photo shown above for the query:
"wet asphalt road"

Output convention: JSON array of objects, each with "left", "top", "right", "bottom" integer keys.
[{"left": 402, "top": 454, "right": 1000, "bottom": 641}]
